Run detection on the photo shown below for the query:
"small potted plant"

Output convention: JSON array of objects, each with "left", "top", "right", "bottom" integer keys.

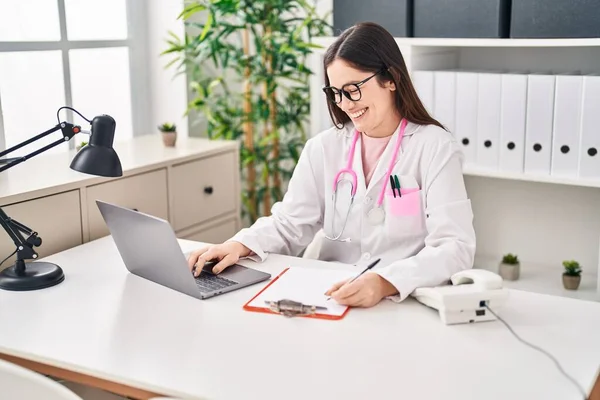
[
  {"left": 499, "top": 253, "right": 520, "bottom": 281},
  {"left": 562, "top": 260, "right": 582, "bottom": 290},
  {"left": 158, "top": 122, "right": 177, "bottom": 147},
  {"left": 76, "top": 140, "right": 87, "bottom": 151}
]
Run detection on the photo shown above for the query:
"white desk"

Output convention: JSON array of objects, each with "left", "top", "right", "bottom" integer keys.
[{"left": 0, "top": 236, "right": 599, "bottom": 400}]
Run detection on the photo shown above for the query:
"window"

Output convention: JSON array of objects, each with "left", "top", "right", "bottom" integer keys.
[{"left": 0, "top": 0, "right": 149, "bottom": 156}]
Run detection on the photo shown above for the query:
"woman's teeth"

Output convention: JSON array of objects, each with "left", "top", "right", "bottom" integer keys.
[{"left": 349, "top": 108, "right": 367, "bottom": 119}]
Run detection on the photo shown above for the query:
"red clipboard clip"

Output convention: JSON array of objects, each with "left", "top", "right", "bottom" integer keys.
[{"left": 264, "top": 299, "right": 327, "bottom": 318}]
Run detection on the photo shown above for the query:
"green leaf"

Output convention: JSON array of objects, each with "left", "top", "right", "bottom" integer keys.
[
  {"left": 178, "top": 3, "right": 207, "bottom": 20},
  {"left": 200, "top": 11, "right": 214, "bottom": 41}
]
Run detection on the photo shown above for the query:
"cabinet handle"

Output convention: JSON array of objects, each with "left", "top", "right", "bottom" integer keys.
[{"left": 204, "top": 186, "right": 214, "bottom": 195}]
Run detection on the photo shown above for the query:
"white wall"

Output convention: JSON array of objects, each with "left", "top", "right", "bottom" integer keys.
[{"left": 146, "top": 0, "right": 188, "bottom": 137}]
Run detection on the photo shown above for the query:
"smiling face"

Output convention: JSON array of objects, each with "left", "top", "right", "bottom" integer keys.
[{"left": 326, "top": 58, "right": 399, "bottom": 137}]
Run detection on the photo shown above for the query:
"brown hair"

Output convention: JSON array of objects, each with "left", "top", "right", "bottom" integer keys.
[{"left": 323, "top": 22, "right": 444, "bottom": 131}]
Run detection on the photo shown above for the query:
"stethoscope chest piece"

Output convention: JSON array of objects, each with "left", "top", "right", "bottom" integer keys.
[{"left": 367, "top": 206, "right": 385, "bottom": 225}]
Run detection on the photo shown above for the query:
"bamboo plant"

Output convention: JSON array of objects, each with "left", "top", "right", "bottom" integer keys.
[{"left": 163, "top": 0, "right": 331, "bottom": 223}]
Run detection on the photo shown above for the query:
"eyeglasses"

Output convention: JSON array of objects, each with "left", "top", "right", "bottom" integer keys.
[{"left": 322, "top": 70, "right": 383, "bottom": 104}]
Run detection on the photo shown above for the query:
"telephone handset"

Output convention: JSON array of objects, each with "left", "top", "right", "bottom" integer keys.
[
  {"left": 450, "top": 269, "right": 503, "bottom": 290},
  {"left": 412, "top": 269, "right": 509, "bottom": 325}
]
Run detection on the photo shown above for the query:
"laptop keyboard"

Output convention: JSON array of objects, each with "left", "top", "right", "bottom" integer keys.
[{"left": 195, "top": 273, "right": 238, "bottom": 292}]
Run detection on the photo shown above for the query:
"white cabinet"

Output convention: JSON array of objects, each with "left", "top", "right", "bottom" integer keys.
[
  {"left": 177, "top": 217, "right": 238, "bottom": 245},
  {"left": 0, "top": 135, "right": 241, "bottom": 272},
  {"left": 86, "top": 169, "right": 169, "bottom": 240},
  {"left": 0, "top": 191, "right": 83, "bottom": 268},
  {"left": 170, "top": 152, "right": 236, "bottom": 231}
]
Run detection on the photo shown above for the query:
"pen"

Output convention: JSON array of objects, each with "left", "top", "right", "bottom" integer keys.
[
  {"left": 326, "top": 258, "right": 381, "bottom": 300},
  {"left": 389, "top": 175, "right": 396, "bottom": 198},
  {"left": 394, "top": 175, "right": 401, "bottom": 197}
]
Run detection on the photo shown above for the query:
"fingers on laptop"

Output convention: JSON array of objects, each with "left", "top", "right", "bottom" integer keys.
[
  {"left": 187, "top": 246, "right": 210, "bottom": 272},
  {"left": 212, "top": 254, "right": 237, "bottom": 274}
]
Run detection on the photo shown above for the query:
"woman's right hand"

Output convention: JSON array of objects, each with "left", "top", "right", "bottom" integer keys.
[{"left": 187, "top": 241, "right": 252, "bottom": 276}]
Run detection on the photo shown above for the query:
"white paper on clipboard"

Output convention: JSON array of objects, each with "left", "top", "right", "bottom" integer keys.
[{"left": 247, "top": 267, "right": 356, "bottom": 317}]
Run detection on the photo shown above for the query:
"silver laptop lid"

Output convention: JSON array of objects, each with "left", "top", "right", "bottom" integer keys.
[{"left": 96, "top": 200, "right": 201, "bottom": 299}]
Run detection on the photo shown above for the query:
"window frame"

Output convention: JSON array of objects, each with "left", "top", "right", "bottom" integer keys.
[{"left": 0, "top": 0, "right": 151, "bottom": 151}]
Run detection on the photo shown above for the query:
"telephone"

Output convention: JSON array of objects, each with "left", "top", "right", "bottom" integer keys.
[{"left": 412, "top": 269, "right": 509, "bottom": 325}]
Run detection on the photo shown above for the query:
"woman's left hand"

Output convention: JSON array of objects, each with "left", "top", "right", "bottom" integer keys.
[{"left": 325, "top": 273, "right": 398, "bottom": 308}]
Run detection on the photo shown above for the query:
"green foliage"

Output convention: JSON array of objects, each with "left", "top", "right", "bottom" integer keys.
[
  {"left": 162, "top": 0, "right": 331, "bottom": 223},
  {"left": 562, "top": 260, "right": 582, "bottom": 276},
  {"left": 158, "top": 122, "right": 177, "bottom": 132},
  {"left": 501, "top": 253, "right": 519, "bottom": 265}
]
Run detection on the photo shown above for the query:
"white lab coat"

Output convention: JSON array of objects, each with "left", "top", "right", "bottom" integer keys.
[{"left": 229, "top": 120, "right": 476, "bottom": 301}]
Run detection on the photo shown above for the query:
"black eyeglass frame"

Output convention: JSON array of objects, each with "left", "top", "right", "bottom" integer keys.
[{"left": 322, "top": 69, "right": 385, "bottom": 104}]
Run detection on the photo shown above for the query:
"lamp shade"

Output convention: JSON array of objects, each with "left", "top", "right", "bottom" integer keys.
[{"left": 70, "top": 114, "right": 122, "bottom": 177}]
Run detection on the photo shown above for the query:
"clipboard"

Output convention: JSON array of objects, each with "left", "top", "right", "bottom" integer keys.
[{"left": 243, "top": 267, "right": 355, "bottom": 320}]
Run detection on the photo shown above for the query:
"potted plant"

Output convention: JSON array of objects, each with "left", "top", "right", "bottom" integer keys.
[
  {"left": 158, "top": 123, "right": 177, "bottom": 147},
  {"left": 76, "top": 140, "right": 87, "bottom": 151},
  {"left": 562, "top": 260, "right": 582, "bottom": 290},
  {"left": 163, "top": 1, "right": 331, "bottom": 224},
  {"left": 499, "top": 253, "right": 520, "bottom": 281}
]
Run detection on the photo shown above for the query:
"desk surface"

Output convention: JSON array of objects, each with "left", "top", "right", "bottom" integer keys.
[{"left": 1, "top": 236, "right": 599, "bottom": 400}]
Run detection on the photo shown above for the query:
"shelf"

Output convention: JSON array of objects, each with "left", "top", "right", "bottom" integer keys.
[
  {"left": 393, "top": 37, "right": 600, "bottom": 48},
  {"left": 463, "top": 166, "right": 600, "bottom": 189},
  {"left": 312, "top": 36, "right": 600, "bottom": 49},
  {"left": 475, "top": 256, "right": 599, "bottom": 303}
]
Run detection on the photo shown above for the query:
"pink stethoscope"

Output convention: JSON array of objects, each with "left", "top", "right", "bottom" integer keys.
[{"left": 325, "top": 119, "right": 407, "bottom": 242}]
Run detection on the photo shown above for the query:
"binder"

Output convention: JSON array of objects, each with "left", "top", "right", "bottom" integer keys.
[
  {"left": 524, "top": 74, "right": 555, "bottom": 176},
  {"left": 499, "top": 73, "right": 527, "bottom": 173},
  {"left": 551, "top": 74, "right": 583, "bottom": 178},
  {"left": 433, "top": 70, "right": 456, "bottom": 134},
  {"left": 455, "top": 71, "right": 478, "bottom": 166},
  {"left": 578, "top": 75, "right": 600, "bottom": 179},
  {"left": 476, "top": 72, "right": 502, "bottom": 169},
  {"left": 243, "top": 267, "right": 354, "bottom": 320},
  {"left": 413, "top": 70, "right": 434, "bottom": 115}
]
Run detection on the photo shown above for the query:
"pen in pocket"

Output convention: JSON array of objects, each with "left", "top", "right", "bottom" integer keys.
[
  {"left": 389, "top": 175, "right": 396, "bottom": 198},
  {"left": 394, "top": 175, "right": 401, "bottom": 197}
]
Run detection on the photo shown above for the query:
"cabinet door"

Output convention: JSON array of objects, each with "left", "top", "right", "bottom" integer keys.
[
  {"left": 86, "top": 169, "right": 169, "bottom": 240},
  {"left": 0, "top": 191, "right": 82, "bottom": 270},
  {"left": 170, "top": 151, "right": 237, "bottom": 231},
  {"left": 179, "top": 219, "right": 237, "bottom": 245}
]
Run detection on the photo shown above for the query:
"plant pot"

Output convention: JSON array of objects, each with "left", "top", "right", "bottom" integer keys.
[
  {"left": 562, "top": 274, "right": 581, "bottom": 290},
  {"left": 498, "top": 262, "right": 519, "bottom": 281},
  {"left": 161, "top": 131, "right": 177, "bottom": 147}
]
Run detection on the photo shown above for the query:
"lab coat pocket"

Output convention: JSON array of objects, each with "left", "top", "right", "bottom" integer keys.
[
  {"left": 384, "top": 187, "right": 425, "bottom": 237},
  {"left": 386, "top": 188, "right": 421, "bottom": 216}
]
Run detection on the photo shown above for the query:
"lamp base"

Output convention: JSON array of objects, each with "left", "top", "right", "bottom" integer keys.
[{"left": 0, "top": 261, "right": 64, "bottom": 291}]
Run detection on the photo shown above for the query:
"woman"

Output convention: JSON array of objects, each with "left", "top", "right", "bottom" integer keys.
[{"left": 187, "top": 22, "right": 476, "bottom": 308}]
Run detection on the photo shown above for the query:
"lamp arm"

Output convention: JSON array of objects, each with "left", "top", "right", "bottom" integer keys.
[
  {"left": 0, "top": 122, "right": 81, "bottom": 173},
  {"left": 0, "top": 207, "right": 39, "bottom": 271},
  {"left": 0, "top": 120, "right": 82, "bottom": 271}
]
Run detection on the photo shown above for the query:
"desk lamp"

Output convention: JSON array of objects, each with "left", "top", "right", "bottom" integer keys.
[{"left": 0, "top": 106, "right": 122, "bottom": 291}]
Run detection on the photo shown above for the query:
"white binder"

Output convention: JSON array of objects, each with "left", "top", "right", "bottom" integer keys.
[
  {"left": 455, "top": 71, "right": 478, "bottom": 166},
  {"left": 552, "top": 75, "right": 583, "bottom": 178},
  {"left": 413, "top": 70, "right": 434, "bottom": 115},
  {"left": 476, "top": 72, "right": 502, "bottom": 169},
  {"left": 524, "top": 74, "right": 555, "bottom": 176},
  {"left": 433, "top": 70, "right": 456, "bottom": 135},
  {"left": 499, "top": 73, "right": 527, "bottom": 173},
  {"left": 578, "top": 75, "right": 600, "bottom": 179}
]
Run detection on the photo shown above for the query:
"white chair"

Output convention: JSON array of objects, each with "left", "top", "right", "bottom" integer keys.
[{"left": 0, "top": 358, "right": 83, "bottom": 400}]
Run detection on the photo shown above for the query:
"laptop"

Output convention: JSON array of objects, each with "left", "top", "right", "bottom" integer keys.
[{"left": 96, "top": 200, "right": 271, "bottom": 299}]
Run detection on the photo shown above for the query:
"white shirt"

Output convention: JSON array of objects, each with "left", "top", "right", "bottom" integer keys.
[{"left": 229, "top": 120, "right": 476, "bottom": 302}]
